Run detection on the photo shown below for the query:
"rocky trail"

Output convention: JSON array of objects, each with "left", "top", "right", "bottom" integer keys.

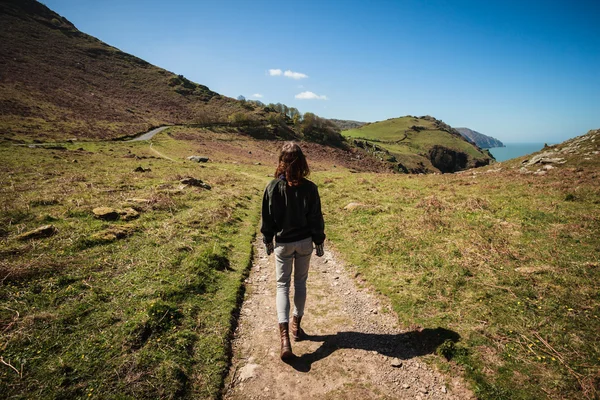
[{"left": 224, "top": 239, "right": 475, "bottom": 399}]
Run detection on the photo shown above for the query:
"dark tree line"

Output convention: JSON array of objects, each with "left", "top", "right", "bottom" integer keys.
[{"left": 229, "top": 96, "right": 344, "bottom": 146}]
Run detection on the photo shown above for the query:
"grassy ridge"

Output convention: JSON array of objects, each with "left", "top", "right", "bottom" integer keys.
[
  {"left": 343, "top": 116, "right": 492, "bottom": 172},
  {"left": 316, "top": 138, "right": 600, "bottom": 399},
  {"left": 0, "top": 134, "right": 267, "bottom": 398}
]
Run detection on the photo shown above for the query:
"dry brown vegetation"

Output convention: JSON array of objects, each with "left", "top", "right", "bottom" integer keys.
[{"left": 0, "top": 0, "right": 281, "bottom": 142}]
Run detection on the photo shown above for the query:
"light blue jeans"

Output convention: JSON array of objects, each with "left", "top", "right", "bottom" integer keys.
[{"left": 274, "top": 237, "right": 313, "bottom": 323}]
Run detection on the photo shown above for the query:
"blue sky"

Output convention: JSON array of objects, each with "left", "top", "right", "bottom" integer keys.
[{"left": 42, "top": 0, "right": 600, "bottom": 143}]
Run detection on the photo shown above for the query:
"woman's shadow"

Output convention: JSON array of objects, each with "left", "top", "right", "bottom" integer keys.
[{"left": 285, "top": 327, "right": 460, "bottom": 372}]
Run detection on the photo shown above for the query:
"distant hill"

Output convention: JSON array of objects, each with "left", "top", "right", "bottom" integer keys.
[
  {"left": 0, "top": 0, "right": 285, "bottom": 142},
  {"left": 456, "top": 127, "right": 504, "bottom": 148},
  {"left": 343, "top": 115, "right": 494, "bottom": 173},
  {"left": 329, "top": 119, "right": 366, "bottom": 131}
]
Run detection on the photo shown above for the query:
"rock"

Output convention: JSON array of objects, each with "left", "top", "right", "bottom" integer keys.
[
  {"left": 391, "top": 358, "right": 403, "bottom": 368},
  {"left": 441, "top": 385, "right": 447, "bottom": 393},
  {"left": 402, "top": 384, "right": 410, "bottom": 389},
  {"left": 16, "top": 225, "right": 57, "bottom": 240},
  {"left": 419, "top": 387, "right": 429, "bottom": 394},
  {"left": 519, "top": 167, "right": 532, "bottom": 174},
  {"left": 238, "top": 363, "right": 259, "bottom": 382},
  {"left": 125, "top": 198, "right": 150, "bottom": 204},
  {"left": 344, "top": 202, "right": 365, "bottom": 211},
  {"left": 90, "top": 224, "right": 135, "bottom": 243},
  {"left": 522, "top": 152, "right": 566, "bottom": 166},
  {"left": 180, "top": 177, "right": 211, "bottom": 190},
  {"left": 93, "top": 207, "right": 120, "bottom": 221},
  {"left": 533, "top": 170, "right": 547, "bottom": 176},
  {"left": 119, "top": 207, "right": 139, "bottom": 221},
  {"left": 187, "top": 156, "right": 209, "bottom": 163},
  {"left": 133, "top": 166, "right": 151, "bottom": 172}
]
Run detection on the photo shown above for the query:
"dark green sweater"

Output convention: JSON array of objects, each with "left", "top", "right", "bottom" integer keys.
[{"left": 261, "top": 178, "right": 325, "bottom": 245}]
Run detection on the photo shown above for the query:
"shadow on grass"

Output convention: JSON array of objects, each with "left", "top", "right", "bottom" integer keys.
[{"left": 284, "top": 327, "right": 460, "bottom": 372}]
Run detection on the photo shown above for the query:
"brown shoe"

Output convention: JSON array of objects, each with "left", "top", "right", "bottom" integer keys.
[
  {"left": 291, "top": 315, "right": 306, "bottom": 342},
  {"left": 279, "top": 322, "right": 293, "bottom": 360}
]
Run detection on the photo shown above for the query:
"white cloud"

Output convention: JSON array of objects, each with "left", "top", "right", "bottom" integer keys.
[
  {"left": 284, "top": 70, "right": 308, "bottom": 79},
  {"left": 295, "top": 91, "right": 328, "bottom": 100},
  {"left": 251, "top": 93, "right": 263, "bottom": 98},
  {"left": 268, "top": 69, "right": 308, "bottom": 79}
]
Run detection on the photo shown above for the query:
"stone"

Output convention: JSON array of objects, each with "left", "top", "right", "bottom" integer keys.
[
  {"left": 125, "top": 198, "right": 150, "bottom": 204},
  {"left": 522, "top": 152, "right": 566, "bottom": 166},
  {"left": 119, "top": 207, "right": 139, "bottom": 221},
  {"left": 238, "top": 363, "right": 259, "bottom": 382},
  {"left": 519, "top": 167, "right": 532, "bottom": 174},
  {"left": 441, "top": 385, "right": 447, "bottom": 393},
  {"left": 133, "top": 166, "right": 151, "bottom": 172},
  {"left": 16, "top": 225, "right": 57, "bottom": 241},
  {"left": 180, "top": 177, "right": 211, "bottom": 190},
  {"left": 343, "top": 202, "right": 365, "bottom": 211},
  {"left": 187, "top": 156, "right": 209, "bottom": 163},
  {"left": 93, "top": 207, "right": 120, "bottom": 221},
  {"left": 391, "top": 358, "right": 403, "bottom": 368},
  {"left": 90, "top": 224, "right": 135, "bottom": 243}
]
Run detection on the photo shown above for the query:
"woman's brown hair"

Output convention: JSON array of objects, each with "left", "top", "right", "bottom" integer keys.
[{"left": 275, "top": 142, "right": 310, "bottom": 185}]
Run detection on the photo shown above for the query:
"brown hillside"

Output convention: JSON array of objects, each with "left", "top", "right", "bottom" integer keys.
[{"left": 0, "top": 0, "right": 264, "bottom": 141}]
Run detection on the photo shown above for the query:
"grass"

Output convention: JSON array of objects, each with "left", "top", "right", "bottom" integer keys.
[
  {"left": 315, "top": 134, "right": 600, "bottom": 399},
  {"left": 0, "top": 132, "right": 268, "bottom": 398},
  {"left": 2, "top": 124, "right": 599, "bottom": 399},
  {"left": 342, "top": 116, "right": 492, "bottom": 172}
]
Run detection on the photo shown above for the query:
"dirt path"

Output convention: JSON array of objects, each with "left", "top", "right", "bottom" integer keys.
[
  {"left": 224, "top": 239, "right": 474, "bottom": 399},
  {"left": 148, "top": 143, "right": 176, "bottom": 161},
  {"left": 129, "top": 125, "right": 172, "bottom": 141}
]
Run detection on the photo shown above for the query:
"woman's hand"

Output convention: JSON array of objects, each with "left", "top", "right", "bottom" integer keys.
[
  {"left": 265, "top": 242, "right": 274, "bottom": 255},
  {"left": 315, "top": 243, "right": 324, "bottom": 257}
]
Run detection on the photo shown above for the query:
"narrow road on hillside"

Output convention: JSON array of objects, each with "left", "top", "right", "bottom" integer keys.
[
  {"left": 129, "top": 125, "right": 171, "bottom": 141},
  {"left": 224, "top": 239, "right": 474, "bottom": 399}
]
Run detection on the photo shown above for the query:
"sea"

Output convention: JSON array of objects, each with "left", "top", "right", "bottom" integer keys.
[{"left": 488, "top": 143, "right": 550, "bottom": 162}]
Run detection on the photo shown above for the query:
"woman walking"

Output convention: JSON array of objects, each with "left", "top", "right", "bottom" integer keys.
[{"left": 261, "top": 142, "right": 325, "bottom": 360}]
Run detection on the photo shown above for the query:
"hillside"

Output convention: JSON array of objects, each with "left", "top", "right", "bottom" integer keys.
[
  {"left": 2, "top": 121, "right": 597, "bottom": 399},
  {"left": 456, "top": 127, "right": 504, "bottom": 148},
  {"left": 0, "top": 0, "right": 282, "bottom": 142},
  {"left": 343, "top": 115, "right": 495, "bottom": 173}
]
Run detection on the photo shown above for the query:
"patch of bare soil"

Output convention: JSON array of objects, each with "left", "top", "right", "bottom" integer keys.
[
  {"left": 224, "top": 239, "right": 474, "bottom": 399},
  {"left": 172, "top": 128, "right": 392, "bottom": 173}
]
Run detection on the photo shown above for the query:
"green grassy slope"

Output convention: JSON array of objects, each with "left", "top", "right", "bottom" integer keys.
[
  {"left": 0, "top": 132, "right": 271, "bottom": 398},
  {"left": 318, "top": 129, "right": 600, "bottom": 399},
  {"left": 343, "top": 116, "right": 494, "bottom": 173},
  {"left": 0, "top": 126, "right": 386, "bottom": 398}
]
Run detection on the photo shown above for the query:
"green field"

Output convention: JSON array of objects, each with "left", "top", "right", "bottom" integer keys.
[
  {"left": 1, "top": 128, "right": 599, "bottom": 399},
  {"left": 0, "top": 131, "right": 269, "bottom": 398},
  {"left": 316, "top": 135, "right": 600, "bottom": 399}
]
